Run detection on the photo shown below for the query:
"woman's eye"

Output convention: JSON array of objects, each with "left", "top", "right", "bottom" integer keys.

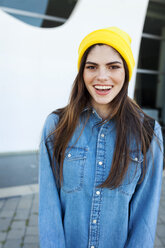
[
  {"left": 86, "top": 66, "right": 96, "bottom": 70},
  {"left": 109, "top": 65, "right": 120, "bottom": 69}
]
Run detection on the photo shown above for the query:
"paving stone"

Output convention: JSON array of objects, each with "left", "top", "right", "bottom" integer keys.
[
  {"left": 154, "top": 235, "right": 163, "bottom": 246},
  {"left": 156, "top": 224, "right": 165, "bottom": 238},
  {"left": 161, "top": 187, "right": 165, "bottom": 194},
  {"left": 22, "top": 244, "right": 39, "bottom": 248},
  {"left": 4, "top": 198, "right": 20, "bottom": 210},
  {"left": 161, "top": 196, "right": 165, "bottom": 202},
  {"left": 160, "top": 213, "right": 165, "bottom": 223},
  {"left": 24, "top": 235, "right": 39, "bottom": 244},
  {"left": 11, "top": 220, "right": 26, "bottom": 229},
  {"left": 160, "top": 237, "right": 165, "bottom": 246},
  {"left": 158, "top": 205, "right": 164, "bottom": 214},
  {"left": 161, "top": 183, "right": 165, "bottom": 189},
  {"left": 0, "top": 218, "right": 11, "bottom": 232},
  {"left": 162, "top": 190, "right": 165, "bottom": 194},
  {"left": 160, "top": 190, "right": 165, "bottom": 196},
  {"left": 33, "top": 199, "right": 39, "bottom": 207},
  {"left": 32, "top": 196, "right": 38, "bottom": 203},
  {"left": 17, "top": 201, "right": 32, "bottom": 210},
  {"left": 20, "top": 194, "right": 33, "bottom": 202},
  {"left": 161, "top": 190, "right": 165, "bottom": 197},
  {"left": 158, "top": 204, "right": 165, "bottom": 213},
  {"left": 160, "top": 201, "right": 165, "bottom": 209},
  {"left": 3, "top": 239, "right": 22, "bottom": 248},
  {"left": 31, "top": 194, "right": 39, "bottom": 214},
  {"left": 160, "top": 190, "right": 164, "bottom": 196},
  {"left": 0, "top": 210, "right": 15, "bottom": 218},
  {"left": 158, "top": 211, "right": 165, "bottom": 222},
  {"left": 26, "top": 226, "right": 38, "bottom": 236},
  {"left": 160, "top": 194, "right": 165, "bottom": 199},
  {"left": 17, "top": 196, "right": 33, "bottom": 210},
  {"left": 28, "top": 215, "right": 38, "bottom": 226},
  {"left": 24, "top": 195, "right": 33, "bottom": 201},
  {"left": 31, "top": 208, "right": 38, "bottom": 215},
  {"left": 0, "top": 243, "right": 2, "bottom": 248},
  {"left": 0, "top": 200, "right": 5, "bottom": 210},
  {"left": 31, "top": 202, "right": 38, "bottom": 214},
  {"left": 157, "top": 215, "right": 163, "bottom": 224},
  {"left": 34, "top": 194, "right": 39, "bottom": 201},
  {"left": 7, "top": 229, "right": 25, "bottom": 239},
  {"left": 14, "top": 210, "right": 29, "bottom": 220},
  {"left": 0, "top": 232, "right": 7, "bottom": 242}
]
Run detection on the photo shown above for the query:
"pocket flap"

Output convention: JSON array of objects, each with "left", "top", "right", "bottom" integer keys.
[
  {"left": 65, "top": 146, "right": 88, "bottom": 161},
  {"left": 129, "top": 151, "right": 143, "bottom": 163}
]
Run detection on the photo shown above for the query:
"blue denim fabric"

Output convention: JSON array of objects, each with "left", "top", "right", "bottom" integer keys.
[{"left": 39, "top": 109, "right": 164, "bottom": 248}]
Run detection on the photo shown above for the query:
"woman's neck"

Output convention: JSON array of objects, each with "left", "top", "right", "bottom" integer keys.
[{"left": 91, "top": 102, "right": 111, "bottom": 120}]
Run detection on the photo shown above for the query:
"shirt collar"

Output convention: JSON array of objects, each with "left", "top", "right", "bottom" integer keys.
[{"left": 82, "top": 106, "right": 108, "bottom": 122}]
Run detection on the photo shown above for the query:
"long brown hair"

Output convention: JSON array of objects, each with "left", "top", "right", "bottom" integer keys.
[{"left": 48, "top": 44, "right": 156, "bottom": 189}]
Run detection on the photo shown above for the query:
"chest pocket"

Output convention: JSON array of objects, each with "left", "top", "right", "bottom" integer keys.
[
  {"left": 117, "top": 152, "right": 143, "bottom": 196},
  {"left": 62, "top": 146, "right": 88, "bottom": 193}
]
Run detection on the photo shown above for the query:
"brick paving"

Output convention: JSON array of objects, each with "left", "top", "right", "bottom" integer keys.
[
  {"left": 0, "top": 194, "right": 39, "bottom": 248},
  {"left": 155, "top": 176, "right": 165, "bottom": 248},
  {"left": 0, "top": 177, "right": 164, "bottom": 248}
]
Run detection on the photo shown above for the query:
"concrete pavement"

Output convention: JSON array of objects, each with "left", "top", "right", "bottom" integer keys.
[
  {"left": 0, "top": 193, "right": 39, "bottom": 248},
  {"left": 0, "top": 176, "right": 165, "bottom": 248}
]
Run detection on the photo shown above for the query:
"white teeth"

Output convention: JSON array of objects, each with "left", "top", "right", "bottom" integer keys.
[{"left": 94, "top": 85, "right": 112, "bottom": 90}]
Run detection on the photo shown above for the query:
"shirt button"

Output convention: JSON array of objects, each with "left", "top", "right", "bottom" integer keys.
[
  {"left": 96, "top": 191, "right": 100, "bottom": 195},
  {"left": 98, "top": 161, "right": 103, "bottom": 165},
  {"left": 68, "top": 153, "right": 71, "bottom": 158},
  {"left": 91, "top": 246, "right": 95, "bottom": 248},
  {"left": 93, "top": 219, "right": 97, "bottom": 224},
  {"left": 101, "top": 133, "right": 104, "bottom": 137},
  {"left": 134, "top": 157, "right": 138, "bottom": 161}
]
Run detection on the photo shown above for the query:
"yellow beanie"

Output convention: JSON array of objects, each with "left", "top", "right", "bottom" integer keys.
[{"left": 78, "top": 27, "right": 135, "bottom": 81}]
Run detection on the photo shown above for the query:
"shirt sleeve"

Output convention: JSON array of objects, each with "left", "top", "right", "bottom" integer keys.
[
  {"left": 39, "top": 114, "right": 66, "bottom": 248},
  {"left": 125, "top": 121, "right": 164, "bottom": 248}
]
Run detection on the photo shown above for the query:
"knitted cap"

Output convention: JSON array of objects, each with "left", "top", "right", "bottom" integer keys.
[{"left": 78, "top": 27, "right": 135, "bottom": 81}]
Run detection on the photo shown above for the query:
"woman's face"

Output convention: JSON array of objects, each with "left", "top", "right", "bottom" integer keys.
[{"left": 83, "top": 44, "right": 125, "bottom": 113}]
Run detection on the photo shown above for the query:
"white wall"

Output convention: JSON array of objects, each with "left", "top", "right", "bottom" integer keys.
[{"left": 0, "top": 0, "right": 149, "bottom": 153}]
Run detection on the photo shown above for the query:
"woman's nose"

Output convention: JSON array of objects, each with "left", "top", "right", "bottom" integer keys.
[{"left": 97, "top": 68, "right": 109, "bottom": 81}]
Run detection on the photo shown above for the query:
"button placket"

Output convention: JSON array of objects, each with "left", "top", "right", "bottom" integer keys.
[{"left": 88, "top": 125, "right": 108, "bottom": 248}]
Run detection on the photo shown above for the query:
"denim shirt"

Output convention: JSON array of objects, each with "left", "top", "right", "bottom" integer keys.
[{"left": 39, "top": 109, "right": 164, "bottom": 248}]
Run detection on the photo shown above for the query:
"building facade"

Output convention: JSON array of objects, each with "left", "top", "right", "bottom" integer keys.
[{"left": 0, "top": 0, "right": 164, "bottom": 153}]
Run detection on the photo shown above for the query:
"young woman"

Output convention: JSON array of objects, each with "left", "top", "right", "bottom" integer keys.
[{"left": 39, "top": 27, "right": 164, "bottom": 248}]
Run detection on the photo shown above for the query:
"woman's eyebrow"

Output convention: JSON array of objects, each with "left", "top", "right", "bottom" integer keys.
[
  {"left": 106, "top": 61, "right": 122, "bottom": 65},
  {"left": 85, "top": 61, "right": 122, "bottom": 65},
  {"left": 85, "top": 61, "right": 97, "bottom": 65}
]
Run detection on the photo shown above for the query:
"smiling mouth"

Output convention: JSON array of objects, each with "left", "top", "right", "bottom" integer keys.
[
  {"left": 93, "top": 85, "right": 113, "bottom": 96},
  {"left": 94, "top": 85, "right": 113, "bottom": 91}
]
